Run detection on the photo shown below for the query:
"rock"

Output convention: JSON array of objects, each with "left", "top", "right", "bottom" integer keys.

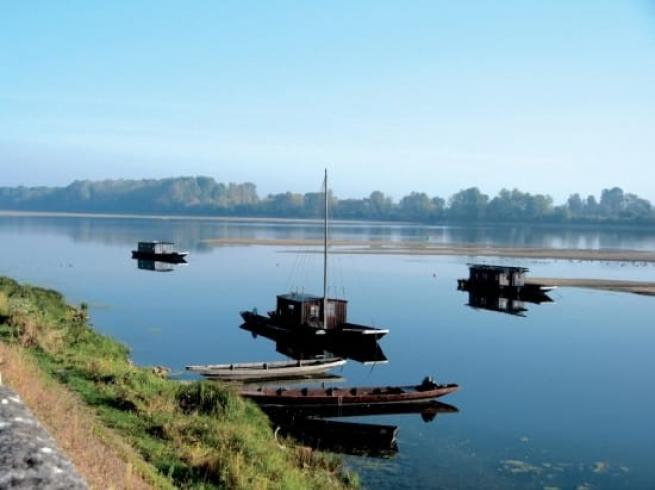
[{"left": 0, "top": 385, "right": 87, "bottom": 489}]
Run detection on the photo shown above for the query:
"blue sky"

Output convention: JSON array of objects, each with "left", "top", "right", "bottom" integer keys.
[{"left": 1, "top": 1, "right": 654, "bottom": 201}]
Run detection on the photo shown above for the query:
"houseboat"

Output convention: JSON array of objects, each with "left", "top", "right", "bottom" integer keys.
[
  {"left": 240, "top": 170, "right": 389, "bottom": 342},
  {"left": 131, "top": 241, "right": 188, "bottom": 263},
  {"left": 458, "top": 264, "right": 554, "bottom": 298}
]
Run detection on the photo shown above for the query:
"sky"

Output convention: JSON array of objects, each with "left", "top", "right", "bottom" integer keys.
[{"left": 1, "top": 1, "right": 654, "bottom": 202}]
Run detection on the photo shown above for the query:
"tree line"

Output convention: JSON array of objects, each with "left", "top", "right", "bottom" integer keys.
[{"left": 0, "top": 177, "right": 653, "bottom": 225}]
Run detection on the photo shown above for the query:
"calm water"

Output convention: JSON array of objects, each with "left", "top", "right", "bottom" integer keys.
[{"left": 1, "top": 215, "right": 654, "bottom": 489}]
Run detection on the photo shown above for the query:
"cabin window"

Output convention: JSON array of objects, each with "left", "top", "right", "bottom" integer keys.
[
  {"left": 310, "top": 305, "right": 319, "bottom": 317},
  {"left": 287, "top": 304, "right": 295, "bottom": 311},
  {"left": 326, "top": 303, "right": 336, "bottom": 316}
]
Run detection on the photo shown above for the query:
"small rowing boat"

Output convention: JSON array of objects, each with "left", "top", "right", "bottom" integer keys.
[
  {"left": 185, "top": 357, "right": 346, "bottom": 381},
  {"left": 240, "top": 376, "right": 458, "bottom": 407}
]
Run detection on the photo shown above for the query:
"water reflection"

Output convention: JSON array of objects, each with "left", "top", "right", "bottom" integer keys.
[
  {"left": 241, "top": 322, "right": 388, "bottom": 364},
  {"left": 136, "top": 259, "right": 186, "bottom": 272},
  {"left": 264, "top": 401, "right": 459, "bottom": 457},
  {"left": 3, "top": 214, "right": 655, "bottom": 252},
  {"left": 461, "top": 289, "right": 553, "bottom": 317},
  {"left": 274, "top": 417, "right": 400, "bottom": 457},
  {"left": 458, "top": 281, "right": 553, "bottom": 317}
]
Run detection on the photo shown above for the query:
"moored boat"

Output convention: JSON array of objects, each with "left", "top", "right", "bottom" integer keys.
[
  {"left": 185, "top": 356, "right": 346, "bottom": 381},
  {"left": 262, "top": 399, "right": 459, "bottom": 421},
  {"left": 239, "top": 377, "right": 458, "bottom": 408},
  {"left": 458, "top": 264, "right": 553, "bottom": 296},
  {"left": 131, "top": 241, "right": 188, "bottom": 263},
  {"left": 273, "top": 417, "right": 399, "bottom": 457},
  {"left": 240, "top": 170, "right": 389, "bottom": 342}
]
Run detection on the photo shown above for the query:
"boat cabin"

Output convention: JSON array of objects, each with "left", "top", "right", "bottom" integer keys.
[
  {"left": 467, "top": 264, "right": 528, "bottom": 288},
  {"left": 275, "top": 293, "right": 347, "bottom": 329},
  {"left": 137, "top": 241, "right": 176, "bottom": 254}
]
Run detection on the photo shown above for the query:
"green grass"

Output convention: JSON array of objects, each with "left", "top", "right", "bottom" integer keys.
[{"left": 0, "top": 276, "right": 357, "bottom": 489}]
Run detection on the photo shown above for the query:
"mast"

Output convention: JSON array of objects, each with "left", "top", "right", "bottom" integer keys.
[{"left": 323, "top": 168, "right": 328, "bottom": 329}]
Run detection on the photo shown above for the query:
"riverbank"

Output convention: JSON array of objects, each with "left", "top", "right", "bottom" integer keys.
[
  {"left": 528, "top": 278, "right": 655, "bottom": 296},
  {"left": 0, "top": 277, "right": 356, "bottom": 489},
  {"left": 205, "top": 237, "right": 655, "bottom": 263}
]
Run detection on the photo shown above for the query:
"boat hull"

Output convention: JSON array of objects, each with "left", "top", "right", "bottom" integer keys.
[
  {"left": 262, "top": 400, "right": 459, "bottom": 420},
  {"left": 240, "top": 383, "right": 459, "bottom": 408},
  {"left": 273, "top": 417, "right": 399, "bottom": 457},
  {"left": 186, "top": 358, "right": 346, "bottom": 381},
  {"left": 240, "top": 311, "right": 388, "bottom": 342},
  {"left": 131, "top": 251, "right": 188, "bottom": 263},
  {"left": 457, "top": 280, "right": 553, "bottom": 303}
]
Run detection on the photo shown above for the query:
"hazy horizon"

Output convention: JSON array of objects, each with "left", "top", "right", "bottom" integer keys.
[{"left": 2, "top": 2, "right": 655, "bottom": 201}]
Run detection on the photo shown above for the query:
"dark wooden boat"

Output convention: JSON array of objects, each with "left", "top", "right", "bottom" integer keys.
[
  {"left": 458, "top": 264, "right": 555, "bottom": 298},
  {"left": 239, "top": 377, "right": 458, "bottom": 408},
  {"left": 131, "top": 241, "right": 188, "bottom": 263},
  {"left": 241, "top": 305, "right": 388, "bottom": 342},
  {"left": 240, "top": 170, "right": 389, "bottom": 342},
  {"left": 273, "top": 417, "right": 399, "bottom": 457},
  {"left": 185, "top": 357, "right": 346, "bottom": 381},
  {"left": 262, "top": 400, "right": 459, "bottom": 422}
]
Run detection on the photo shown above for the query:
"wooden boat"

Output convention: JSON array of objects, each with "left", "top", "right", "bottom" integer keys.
[
  {"left": 240, "top": 170, "right": 389, "bottom": 342},
  {"left": 262, "top": 400, "right": 459, "bottom": 422},
  {"left": 240, "top": 377, "right": 458, "bottom": 408},
  {"left": 273, "top": 417, "right": 399, "bottom": 457},
  {"left": 458, "top": 264, "right": 554, "bottom": 298},
  {"left": 131, "top": 241, "right": 188, "bottom": 263},
  {"left": 185, "top": 357, "right": 346, "bottom": 381}
]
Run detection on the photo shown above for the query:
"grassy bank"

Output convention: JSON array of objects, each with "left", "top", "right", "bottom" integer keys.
[{"left": 0, "top": 277, "right": 356, "bottom": 489}]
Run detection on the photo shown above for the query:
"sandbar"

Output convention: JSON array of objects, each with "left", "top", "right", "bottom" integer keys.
[{"left": 204, "top": 238, "right": 655, "bottom": 263}]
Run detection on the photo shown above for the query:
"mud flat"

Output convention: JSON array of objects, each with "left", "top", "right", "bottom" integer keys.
[
  {"left": 528, "top": 278, "right": 655, "bottom": 296},
  {"left": 205, "top": 238, "right": 655, "bottom": 263}
]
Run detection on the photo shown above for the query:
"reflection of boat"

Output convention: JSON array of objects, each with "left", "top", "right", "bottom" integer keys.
[
  {"left": 241, "top": 322, "right": 388, "bottom": 364},
  {"left": 185, "top": 357, "right": 345, "bottom": 381},
  {"left": 263, "top": 400, "right": 459, "bottom": 422},
  {"left": 240, "top": 377, "right": 458, "bottom": 408},
  {"left": 131, "top": 241, "right": 188, "bottom": 263},
  {"left": 240, "top": 170, "right": 388, "bottom": 342},
  {"left": 458, "top": 270, "right": 553, "bottom": 316},
  {"left": 137, "top": 260, "right": 177, "bottom": 272},
  {"left": 263, "top": 401, "right": 459, "bottom": 457},
  {"left": 273, "top": 417, "right": 399, "bottom": 457},
  {"left": 458, "top": 264, "right": 553, "bottom": 316},
  {"left": 465, "top": 290, "right": 529, "bottom": 317}
]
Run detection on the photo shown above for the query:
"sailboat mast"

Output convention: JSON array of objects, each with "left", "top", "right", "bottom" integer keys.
[{"left": 323, "top": 168, "right": 328, "bottom": 329}]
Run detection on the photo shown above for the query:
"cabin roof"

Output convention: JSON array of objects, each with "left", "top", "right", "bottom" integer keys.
[
  {"left": 467, "top": 263, "right": 529, "bottom": 273},
  {"left": 277, "top": 293, "right": 347, "bottom": 304},
  {"left": 277, "top": 293, "right": 322, "bottom": 303},
  {"left": 138, "top": 241, "right": 175, "bottom": 245}
]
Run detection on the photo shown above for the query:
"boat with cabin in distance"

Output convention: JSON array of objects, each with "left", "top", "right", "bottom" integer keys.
[
  {"left": 185, "top": 356, "right": 346, "bottom": 381},
  {"left": 458, "top": 263, "right": 555, "bottom": 299},
  {"left": 240, "top": 169, "right": 389, "bottom": 342},
  {"left": 131, "top": 241, "right": 188, "bottom": 263},
  {"left": 239, "top": 376, "right": 458, "bottom": 408}
]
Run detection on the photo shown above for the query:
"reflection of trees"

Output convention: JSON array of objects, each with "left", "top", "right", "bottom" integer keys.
[{"left": 1, "top": 215, "right": 655, "bottom": 252}]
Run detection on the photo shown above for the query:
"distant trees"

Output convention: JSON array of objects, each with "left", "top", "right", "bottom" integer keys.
[
  {"left": 0, "top": 177, "right": 653, "bottom": 225},
  {"left": 448, "top": 188, "right": 489, "bottom": 221}
]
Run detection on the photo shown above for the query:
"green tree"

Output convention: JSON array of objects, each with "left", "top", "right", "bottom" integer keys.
[{"left": 447, "top": 187, "right": 489, "bottom": 221}]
